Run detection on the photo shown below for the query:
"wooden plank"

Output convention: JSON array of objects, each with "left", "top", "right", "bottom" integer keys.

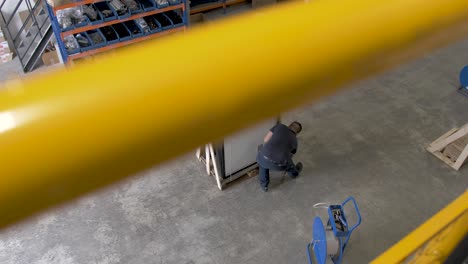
[
  {"left": 442, "top": 145, "right": 460, "bottom": 162},
  {"left": 209, "top": 144, "right": 223, "bottom": 190},
  {"left": 431, "top": 151, "right": 455, "bottom": 168},
  {"left": 61, "top": 4, "right": 185, "bottom": 37},
  {"left": 428, "top": 126, "right": 468, "bottom": 152},
  {"left": 427, "top": 128, "right": 459, "bottom": 152},
  {"left": 452, "top": 135, "right": 468, "bottom": 151},
  {"left": 453, "top": 145, "right": 468, "bottom": 170}
]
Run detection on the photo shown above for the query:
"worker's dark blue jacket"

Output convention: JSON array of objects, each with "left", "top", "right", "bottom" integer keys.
[{"left": 257, "top": 123, "right": 297, "bottom": 168}]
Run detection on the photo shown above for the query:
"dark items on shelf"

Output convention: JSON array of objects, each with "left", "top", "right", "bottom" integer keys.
[
  {"left": 137, "top": 0, "right": 156, "bottom": 10},
  {"left": 153, "top": 13, "right": 172, "bottom": 29},
  {"left": 83, "top": 5, "right": 98, "bottom": 21},
  {"left": 165, "top": 10, "right": 183, "bottom": 25},
  {"left": 63, "top": 35, "right": 80, "bottom": 54},
  {"left": 95, "top": 2, "right": 117, "bottom": 21},
  {"left": 75, "top": 33, "right": 92, "bottom": 51},
  {"left": 87, "top": 30, "right": 106, "bottom": 47},
  {"left": 108, "top": 0, "right": 128, "bottom": 16},
  {"left": 112, "top": 23, "right": 131, "bottom": 41},
  {"left": 83, "top": 4, "right": 104, "bottom": 25},
  {"left": 135, "top": 18, "right": 151, "bottom": 34},
  {"left": 100, "top": 26, "right": 119, "bottom": 44},
  {"left": 124, "top": 20, "right": 144, "bottom": 38},
  {"left": 144, "top": 16, "right": 161, "bottom": 33},
  {"left": 122, "top": 0, "right": 141, "bottom": 13},
  {"left": 57, "top": 8, "right": 88, "bottom": 30},
  {"left": 168, "top": 0, "right": 181, "bottom": 6},
  {"left": 57, "top": 10, "right": 73, "bottom": 30},
  {"left": 155, "top": 0, "right": 169, "bottom": 8}
]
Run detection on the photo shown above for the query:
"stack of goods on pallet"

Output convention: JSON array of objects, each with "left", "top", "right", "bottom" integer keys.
[{"left": 0, "top": 29, "right": 13, "bottom": 64}]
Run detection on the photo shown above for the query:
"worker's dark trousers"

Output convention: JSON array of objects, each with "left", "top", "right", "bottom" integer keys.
[{"left": 257, "top": 155, "right": 299, "bottom": 188}]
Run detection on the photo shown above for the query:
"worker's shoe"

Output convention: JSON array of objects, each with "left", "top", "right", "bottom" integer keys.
[
  {"left": 261, "top": 185, "right": 268, "bottom": 192},
  {"left": 296, "top": 162, "right": 303, "bottom": 173},
  {"left": 288, "top": 162, "right": 303, "bottom": 178}
]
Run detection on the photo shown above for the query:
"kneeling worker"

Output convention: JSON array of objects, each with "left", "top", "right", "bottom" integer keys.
[{"left": 256, "top": 121, "right": 303, "bottom": 192}]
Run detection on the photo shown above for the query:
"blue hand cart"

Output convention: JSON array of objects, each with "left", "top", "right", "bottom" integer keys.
[
  {"left": 459, "top": 65, "right": 468, "bottom": 97},
  {"left": 307, "top": 197, "right": 362, "bottom": 264}
]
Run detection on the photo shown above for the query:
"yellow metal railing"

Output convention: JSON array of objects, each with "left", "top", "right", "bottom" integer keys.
[
  {"left": 372, "top": 190, "right": 468, "bottom": 263},
  {"left": 0, "top": 0, "right": 468, "bottom": 261}
]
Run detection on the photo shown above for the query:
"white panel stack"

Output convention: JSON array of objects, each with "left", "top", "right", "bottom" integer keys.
[{"left": 0, "top": 30, "right": 13, "bottom": 64}]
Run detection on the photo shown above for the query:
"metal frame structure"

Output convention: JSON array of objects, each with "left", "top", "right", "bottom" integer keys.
[
  {"left": 46, "top": 0, "right": 188, "bottom": 64},
  {"left": 0, "top": 0, "right": 467, "bottom": 261},
  {"left": 0, "top": 0, "right": 53, "bottom": 72}
]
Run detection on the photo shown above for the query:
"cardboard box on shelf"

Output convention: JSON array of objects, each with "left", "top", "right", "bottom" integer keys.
[{"left": 42, "top": 50, "right": 60, "bottom": 66}]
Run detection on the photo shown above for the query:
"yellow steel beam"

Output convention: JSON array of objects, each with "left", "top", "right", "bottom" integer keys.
[
  {"left": 372, "top": 190, "right": 468, "bottom": 263},
  {"left": 1, "top": 0, "right": 468, "bottom": 229}
]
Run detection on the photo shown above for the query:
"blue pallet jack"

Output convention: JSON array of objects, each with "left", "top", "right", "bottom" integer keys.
[
  {"left": 458, "top": 65, "right": 468, "bottom": 97},
  {"left": 307, "top": 197, "right": 362, "bottom": 264}
]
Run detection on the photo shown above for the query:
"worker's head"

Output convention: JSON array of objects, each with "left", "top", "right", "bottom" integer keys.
[{"left": 289, "top": 121, "right": 302, "bottom": 134}]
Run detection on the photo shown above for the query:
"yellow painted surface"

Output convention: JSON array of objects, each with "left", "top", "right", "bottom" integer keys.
[
  {"left": 0, "top": 0, "right": 468, "bottom": 230},
  {"left": 372, "top": 191, "right": 468, "bottom": 263}
]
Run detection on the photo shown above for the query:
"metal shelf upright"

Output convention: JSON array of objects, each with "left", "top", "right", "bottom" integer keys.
[{"left": 47, "top": 0, "right": 188, "bottom": 64}]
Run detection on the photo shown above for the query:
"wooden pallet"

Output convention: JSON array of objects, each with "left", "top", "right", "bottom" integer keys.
[
  {"left": 196, "top": 145, "right": 258, "bottom": 190},
  {"left": 427, "top": 123, "right": 468, "bottom": 170}
]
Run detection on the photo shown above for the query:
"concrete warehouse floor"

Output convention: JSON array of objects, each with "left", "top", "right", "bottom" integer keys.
[{"left": 1, "top": 40, "right": 468, "bottom": 264}]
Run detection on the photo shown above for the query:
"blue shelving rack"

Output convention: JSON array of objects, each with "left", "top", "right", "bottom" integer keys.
[{"left": 46, "top": 0, "right": 187, "bottom": 64}]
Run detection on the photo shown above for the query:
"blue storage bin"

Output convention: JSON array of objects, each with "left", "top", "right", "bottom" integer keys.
[
  {"left": 57, "top": 9, "right": 74, "bottom": 32},
  {"left": 108, "top": 1, "right": 131, "bottom": 19},
  {"left": 165, "top": 10, "right": 184, "bottom": 28},
  {"left": 73, "top": 16, "right": 90, "bottom": 29},
  {"left": 60, "top": 24, "right": 74, "bottom": 32},
  {"left": 154, "top": 0, "right": 169, "bottom": 9},
  {"left": 64, "top": 35, "right": 80, "bottom": 55},
  {"left": 66, "top": 46, "right": 80, "bottom": 55},
  {"left": 124, "top": 20, "right": 144, "bottom": 38},
  {"left": 137, "top": 0, "right": 157, "bottom": 11},
  {"left": 168, "top": 0, "right": 181, "bottom": 6},
  {"left": 112, "top": 23, "right": 132, "bottom": 42},
  {"left": 143, "top": 16, "right": 162, "bottom": 33},
  {"left": 122, "top": 0, "right": 144, "bottom": 14},
  {"left": 84, "top": 4, "right": 104, "bottom": 25},
  {"left": 95, "top": 2, "right": 118, "bottom": 22},
  {"left": 153, "top": 13, "right": 173, "bottom": 31},
  {"left": 75, "top": 32, "right": 93, "bottom": 52},
  {"left": 100, "top": 26, "right": 120, "bottom": 45},
  {"left": 87, "top": 29, "right": 107, "bottom": 48},
  {"left": 133, "top": 18, "right": 152, "bottom": 35}
]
